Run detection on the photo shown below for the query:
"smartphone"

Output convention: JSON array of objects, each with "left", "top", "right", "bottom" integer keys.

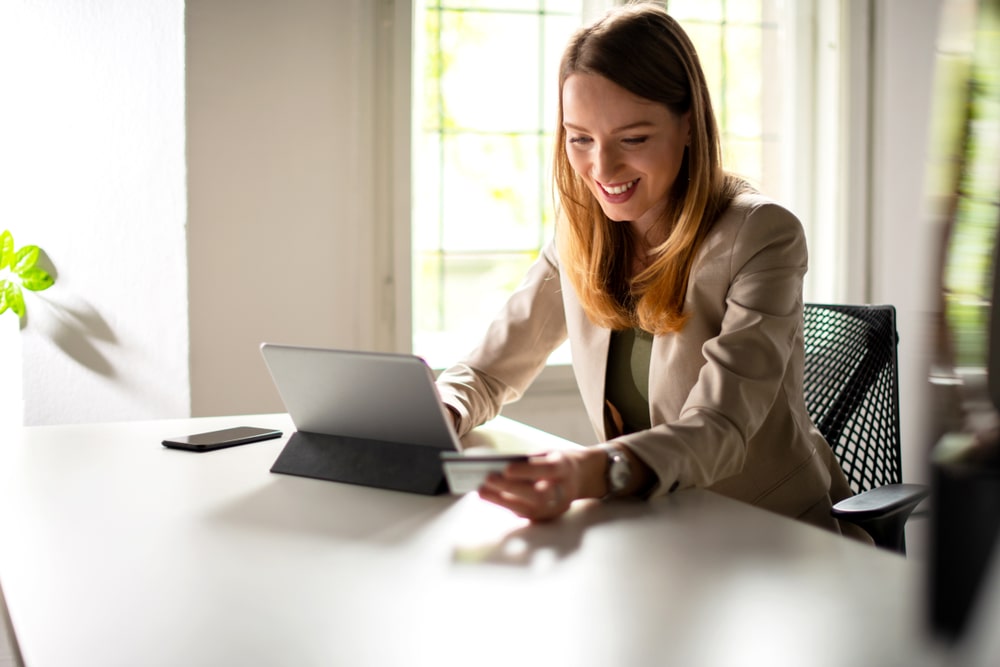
[
  {"left": 162, "top": 426, "right": 283, "bottom": 452},
  {"left": 440, "top": 452, "right": 530, "bottom": 494}
]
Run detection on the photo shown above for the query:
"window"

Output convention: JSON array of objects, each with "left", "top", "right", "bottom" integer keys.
[
  {"left": 666, "top": 1, "right": 786, "bottom": 198},
  {"left": 412, "top": 1, "right": 591, "bottom": 367},
  {"left": 411, "top": 0, "right": 824, "bottom": 366}
]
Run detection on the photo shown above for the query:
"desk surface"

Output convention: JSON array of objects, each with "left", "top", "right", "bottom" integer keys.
[{"left": 0, "top": 414, "right": 950, "bottom": 667}]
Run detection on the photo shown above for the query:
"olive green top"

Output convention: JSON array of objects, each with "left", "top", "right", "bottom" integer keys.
[{"left": 605, "top": 327, "right": 653, "bottom": 435}]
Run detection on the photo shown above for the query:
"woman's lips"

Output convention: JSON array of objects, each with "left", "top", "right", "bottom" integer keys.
[{"left": 598, "top": 178, "right": 638, "bottom": 203}]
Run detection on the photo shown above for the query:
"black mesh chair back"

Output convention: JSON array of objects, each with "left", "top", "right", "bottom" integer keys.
[
  {"left": 803, "top": 303, "right": 930, "bottom": 553},
  {"left": 802, "top": 303, "right": 902, "bottom": 494}
]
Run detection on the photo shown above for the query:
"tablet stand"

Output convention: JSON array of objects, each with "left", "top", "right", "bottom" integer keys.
[{"left": 270, "top": 430, "right": 450, "bottom": 495}]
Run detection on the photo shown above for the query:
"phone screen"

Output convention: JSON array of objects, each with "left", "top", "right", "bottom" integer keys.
[{"left": 162, "top": 426, "right": 283, "bottom": 452}]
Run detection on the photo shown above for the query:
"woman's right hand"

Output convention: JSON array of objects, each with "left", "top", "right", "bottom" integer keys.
[{"left": 478, "top": 447, "right": 608, "bottom": 521}]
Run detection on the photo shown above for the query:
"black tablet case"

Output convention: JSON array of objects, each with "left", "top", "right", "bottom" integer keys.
[{"left": 270, "top": 430, "right": 449, "bottom": 495}]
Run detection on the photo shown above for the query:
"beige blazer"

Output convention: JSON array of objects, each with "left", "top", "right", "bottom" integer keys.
[{"left": 436, "top": 192, "right": 855, "bottom": 523}]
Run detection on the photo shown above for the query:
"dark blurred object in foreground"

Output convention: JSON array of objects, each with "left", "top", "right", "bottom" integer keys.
[{"left": 925, "top": 0, "right": 1000, "bottom": 643}]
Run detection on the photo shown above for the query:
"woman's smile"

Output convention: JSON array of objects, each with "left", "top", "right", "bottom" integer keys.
[{"left": 599, "top": 178, "right": 640, "bottom": 201}]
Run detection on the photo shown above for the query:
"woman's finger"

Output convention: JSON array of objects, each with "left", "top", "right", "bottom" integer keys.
[
  {"left": 480, "top": 476, "right": 568, "bottom": 520},
  {"left": 503, "top": 451, "right": 569, "bottom": 481},
  {"left": 481, "top": 474, "right": 538, "bottom": 504}
]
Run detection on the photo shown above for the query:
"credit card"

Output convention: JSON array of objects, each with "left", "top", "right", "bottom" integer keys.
[{"left": 440, "top": 452, "right": 530, "bottom": 494}]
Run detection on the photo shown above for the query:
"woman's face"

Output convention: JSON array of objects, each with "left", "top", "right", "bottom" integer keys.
[{"left": 562, "top": 73, "right": 690, "bottom": 235}]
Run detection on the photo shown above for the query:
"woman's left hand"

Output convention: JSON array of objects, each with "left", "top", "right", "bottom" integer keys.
[{"left": 477, "top": 448, "right": 604, "bottom": 521}]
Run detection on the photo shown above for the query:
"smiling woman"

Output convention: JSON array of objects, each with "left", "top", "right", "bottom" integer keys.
[{"left": 432, "top": 3, "right": 869, "bottom": 543}]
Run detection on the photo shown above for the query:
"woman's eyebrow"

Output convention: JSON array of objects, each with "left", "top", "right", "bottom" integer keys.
[{"left": 563, "top": 120, "right": 657, "bottom": 133}]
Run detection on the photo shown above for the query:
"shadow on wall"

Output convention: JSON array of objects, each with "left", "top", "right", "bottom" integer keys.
[{"left": 25, "top": 253, "right": 118, "bottom": 378}]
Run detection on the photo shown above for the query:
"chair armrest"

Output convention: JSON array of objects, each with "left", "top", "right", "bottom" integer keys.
[{"left": 832, "top": 483, "right": 930, "bottom": 522}]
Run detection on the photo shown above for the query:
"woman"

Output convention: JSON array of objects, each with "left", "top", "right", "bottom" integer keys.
[{"left": 436, "top": 3, "right": 861, "bottom": 537}]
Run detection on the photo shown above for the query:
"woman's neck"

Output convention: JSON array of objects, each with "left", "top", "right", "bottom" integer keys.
[{"left": 628, "top": 220, "right": 668, "bottom": 277}]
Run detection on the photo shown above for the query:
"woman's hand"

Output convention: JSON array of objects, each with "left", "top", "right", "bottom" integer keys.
[{"left": 477, "top": 448, "right": 607, "bottom": 521}]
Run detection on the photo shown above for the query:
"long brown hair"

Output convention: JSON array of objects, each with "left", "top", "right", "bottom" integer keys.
[{"left": 553, "top": 2, "right": 747, "bottom": 334}]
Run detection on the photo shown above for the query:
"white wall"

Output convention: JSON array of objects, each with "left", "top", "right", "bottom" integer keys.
[
  {"left": 0, "top": 0, "right": 407, "bottom": 426},
  {"left": 186, "top": 0, "right": 409, "bottom": 418},
  {"left": 0, "top": 0, "right": 189, "bottom": 426}
]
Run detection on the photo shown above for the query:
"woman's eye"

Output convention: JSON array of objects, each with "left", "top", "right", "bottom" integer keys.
[
  {"left": 623, "top": 136, "right": 648, "bottom": 145},
  {"left": 568, "top": 136, "right": 592, "bottom": 145}
]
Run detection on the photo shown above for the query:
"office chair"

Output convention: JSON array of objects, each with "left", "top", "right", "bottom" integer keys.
[{"left": 802, "top": 303, "right": 930, "bottom": 553}]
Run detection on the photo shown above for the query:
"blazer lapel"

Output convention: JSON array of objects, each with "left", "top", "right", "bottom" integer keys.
[{"left": 562, "top": 281, "right": 611, "bottom": 441}]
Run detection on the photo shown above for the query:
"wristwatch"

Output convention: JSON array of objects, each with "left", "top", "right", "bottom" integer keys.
[{"left": 600, "top": 444, "right": 632, "bottom": 500}]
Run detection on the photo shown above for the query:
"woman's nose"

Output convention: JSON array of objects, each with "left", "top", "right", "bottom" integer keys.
[{"left": 593, "top": 143, "right": 621, "bottom": 181}]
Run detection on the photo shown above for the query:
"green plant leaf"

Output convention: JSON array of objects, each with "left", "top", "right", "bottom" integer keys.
[
  {"left": 0, "top": 234, "right": 55, "bottom": 318},
  {"left": 13, "top": 245, "right": 39, "bottom": 272},
  {"left": 10, "top": 284, "right": 24, "bottom": 317},
  {"left": 0, "top": 279, "right": 9, "bottom": 315},
  {"left": 20, "top": 266, "right": 54, "bottom": 291},
  {"left": 1, "top": 281, "right": 25, "bottom": 317},
  {"left": 0, "top": 231, "right": 12, "bottom": 271}
]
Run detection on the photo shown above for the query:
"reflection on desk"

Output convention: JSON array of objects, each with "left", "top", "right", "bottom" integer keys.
[{"left": 0, "top": 414, "right": 951, "bottom": 667}]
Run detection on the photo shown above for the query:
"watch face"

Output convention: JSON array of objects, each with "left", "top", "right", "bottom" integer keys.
[{"left": 609, "top": 454, "right": 631, "bottom": 491}]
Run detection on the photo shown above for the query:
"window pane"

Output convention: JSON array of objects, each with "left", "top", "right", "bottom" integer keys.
[
  {"left": 413, "top": 0, "right": 582, "bottom": 364},
  {"left": 440, "top": 132, "right": 543, "bottom": 251},
  {"left": 724, "top": 137, "right": 763, "bottom": 186},
  {"left": 546, "top": 0, "right": 584, "bottom": 13},
  {"left": 724, "top": 26, "right": 763, "bottom": 138},
  {"left": 667, "top": 0, "right": 723, "bottom": 22},
  {"left": 415, "top": 132, "right": 557, "bottom": 254},
  {"left": 438, "top": 0, "right": 542, "bottom": 10},
  {"left": 683, "top": 23, "right": 724, "bottom": 105},
  {"left": 726, "top": 0, "right": 761, "bottom": 23},
  {"left": 676, "top": 12, "right": 775, "bottom": 194},
  {"left": 412, "top": 131, "right": 442, "bottom": 253},
  {"left": 413, "top": 251, "right": 539, "bottom": 349},
  {"left": 542, "top": 13, "right": 582, "bottom": 125},
  {"left": 438, "top": 11, "right": 541, "bottom": 133},
  {"left": 434, "top": 0, "right": 583, "bottom": 12}
]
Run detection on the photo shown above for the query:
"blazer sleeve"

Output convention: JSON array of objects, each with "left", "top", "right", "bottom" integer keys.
[
  {"left": 615, "top": 200, "right": 810, "bottom": 497},
  {"left": 435, "top": 241, "right": 569, "bottom": 437}
]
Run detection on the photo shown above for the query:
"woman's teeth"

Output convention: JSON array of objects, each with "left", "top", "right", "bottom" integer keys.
[{"left": 603, "top": 180, "right": 636, "bottom": 195}]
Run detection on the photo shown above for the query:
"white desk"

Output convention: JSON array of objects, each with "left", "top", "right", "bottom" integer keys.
[{"left": 0, "top": 414, "right": 947, "bottom": 666}]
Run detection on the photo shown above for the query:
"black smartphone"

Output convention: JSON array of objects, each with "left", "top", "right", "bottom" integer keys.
[{"left": 162, "top": 426, "right": 283, "bottom": 452}]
